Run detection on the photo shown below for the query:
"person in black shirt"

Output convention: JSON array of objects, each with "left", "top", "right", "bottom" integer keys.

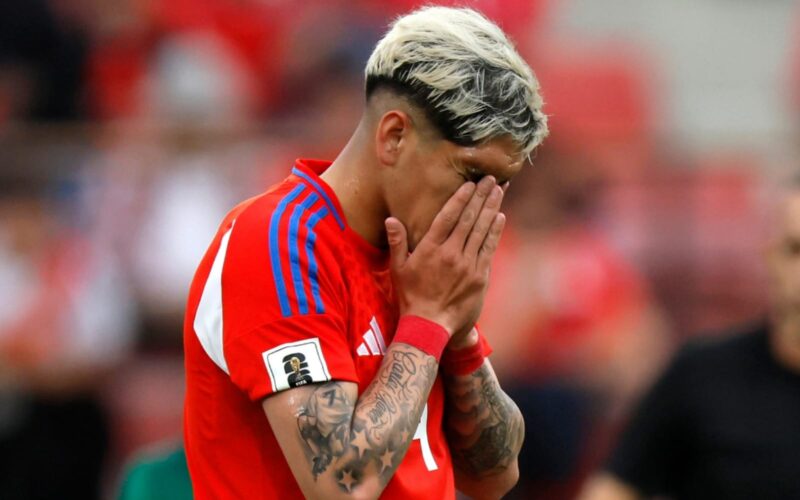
[{"left": 579, "top": 188, "right": 800, "bottom": 500}]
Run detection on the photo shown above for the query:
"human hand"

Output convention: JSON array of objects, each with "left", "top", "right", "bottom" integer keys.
[{"left": 385, "top": 176, "right": 506, "bottom": 337}]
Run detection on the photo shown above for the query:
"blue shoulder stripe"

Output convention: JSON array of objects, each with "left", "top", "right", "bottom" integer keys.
[
  {"left": 288, "top": 191, "right": 320, "bottom": 315},
  {"left": 269, "top": 184, "right": 306, "bottom": 317},
  {"left": 292, "top": 167, "right": 345, "bottom": 230},
  {"left": 305, "top": 206, "right": 330, "bottom": 314}
]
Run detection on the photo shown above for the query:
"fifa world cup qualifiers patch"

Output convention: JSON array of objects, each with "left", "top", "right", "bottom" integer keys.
[{"left": 263, "top": 338, "right": 332, "bottom": 392}]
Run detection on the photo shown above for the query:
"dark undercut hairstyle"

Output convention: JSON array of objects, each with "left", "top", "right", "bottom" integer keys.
[{"left": 365, "top": 6, "right": 548, "bottom": 158}]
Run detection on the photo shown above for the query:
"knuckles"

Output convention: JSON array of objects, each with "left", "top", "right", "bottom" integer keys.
[
  {"left": 440, "top": 213, "right": 459, "bottom": 227},
  {"left": 460, "top": 210, "right": 476, "bottom": 224},
  {"left": 440, "top": 250, "right": 460, "bottom": 267},
  {"left": 472, "top": 223, "right": 487, "bottom": 237}
]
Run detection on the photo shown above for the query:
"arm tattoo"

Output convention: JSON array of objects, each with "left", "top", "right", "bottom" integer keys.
[
  {"left": 296, "top": 344, "right": 438, "bottom": 493},
  {"left": 444, "top": 363, "right": 524, "bottom": 477}
]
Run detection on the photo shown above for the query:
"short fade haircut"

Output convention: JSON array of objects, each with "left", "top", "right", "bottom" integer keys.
[{"left": 365, "top": 6, "right": 548, "bottom": 159}]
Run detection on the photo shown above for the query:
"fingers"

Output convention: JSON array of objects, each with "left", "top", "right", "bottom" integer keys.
[
  {"left": 447, "top": 176, "right": 497, "bottom": 251},
  {"left": 464, "top": 184, "right": 504, "bottom": 257},
  {"left": 477, "top": 212, "right": 506, "bottom": 271},
  {"left": 423, "top": 182, "right": 476, "bottom": 245},
  {"left": 385, "top": 217, "right": 409, "bottom": 269}
]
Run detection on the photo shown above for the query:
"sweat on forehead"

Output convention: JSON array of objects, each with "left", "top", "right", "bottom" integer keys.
[{"left": 456, "top": 143, "right": 523, "bottom": 166}]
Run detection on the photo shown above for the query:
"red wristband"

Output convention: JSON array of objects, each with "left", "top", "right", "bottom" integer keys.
[
  {"left": 393, "top": 315, "right": 450, "bottom": 362},
  {"left": 441, "top": 340, "right": 485, "bottom": 375}
]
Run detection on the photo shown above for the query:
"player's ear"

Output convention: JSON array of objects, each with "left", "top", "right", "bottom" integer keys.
[{"left": 375, "top": 110, "right": 412, "bottom": 167}]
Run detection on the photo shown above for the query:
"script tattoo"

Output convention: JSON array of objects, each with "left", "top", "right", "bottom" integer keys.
[
  {"left": 296, "top": 344, "right": 437, "bottom": 493},
  {"left": 444, "top": 363, "right": 524, "bottom": 477}
]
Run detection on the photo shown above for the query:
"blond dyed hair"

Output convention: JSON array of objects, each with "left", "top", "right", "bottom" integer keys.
[{"left": 365, "top": 6, "right": 548, "bottom": 158}]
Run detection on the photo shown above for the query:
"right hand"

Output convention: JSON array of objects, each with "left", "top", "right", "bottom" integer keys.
[{"left": 385, "top": 176, "right": 506, "bottom": 336}]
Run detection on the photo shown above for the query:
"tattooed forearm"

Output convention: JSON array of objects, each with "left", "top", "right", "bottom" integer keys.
[
  {"left": 297, "top": 383, "right": 353, "bottom": 477},
  {"left": 444, "top": 363, "right": 524, "bottom": 477},
  {"left": 296, "top": 343, "right": 438, "bottom": 493}
]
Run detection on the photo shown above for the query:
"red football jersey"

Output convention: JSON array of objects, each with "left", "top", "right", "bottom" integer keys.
[{"left": 184, "top": 159, "right": 457, "bottom": 499}]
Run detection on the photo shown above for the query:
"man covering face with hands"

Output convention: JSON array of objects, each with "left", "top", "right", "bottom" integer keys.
[{"left": 183, "top": 6, "right": 547, "bottom": 499}]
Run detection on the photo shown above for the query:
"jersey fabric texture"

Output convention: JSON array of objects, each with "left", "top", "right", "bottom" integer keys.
[
  {"left": 606, "top": 322, "right": 800, "bottom": 500},
  {"left": 184, "top": 159, "right": 484, "bottom": 499}
]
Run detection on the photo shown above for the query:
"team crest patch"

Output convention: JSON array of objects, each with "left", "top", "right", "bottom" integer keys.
[{"left": 263, "top": 338, "right": 331, "bottom": 392}]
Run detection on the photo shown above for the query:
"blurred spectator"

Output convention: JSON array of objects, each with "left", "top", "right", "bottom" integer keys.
[
  {"left": 578, "top": 180, "right": 800, "bottom": 500},
  {"left": 0, "top": 0, "right": 90, "bottom": 122},
  {"left": 129, "top": 154, "right": 237, "bottom": 338},
  {"left": 0, "top": 175, "right": 135, "bottom": 499}
]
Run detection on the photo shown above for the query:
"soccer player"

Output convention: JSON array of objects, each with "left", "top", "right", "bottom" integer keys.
[{"left": 183, "top": 6, "right": 548, "bottom": 499}]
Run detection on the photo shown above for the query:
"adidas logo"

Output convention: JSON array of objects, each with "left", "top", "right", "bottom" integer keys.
[{"left": 356, "top": 317, "right": 387, "bottom": 356}]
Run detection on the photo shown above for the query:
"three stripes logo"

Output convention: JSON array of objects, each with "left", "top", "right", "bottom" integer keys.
[
  {"left": 268, "top": 169, "right": 346, "bottom": 319},
  {"left": 356, "top": 317, "right": 387, "bottom": 357}
]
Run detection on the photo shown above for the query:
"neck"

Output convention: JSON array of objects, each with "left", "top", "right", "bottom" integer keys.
[
  {"left": 321, "top": 122, "right": 389, "bottom": 249},
  {"left": 770, "top": 313, "right": 800, "bottom": 374}
]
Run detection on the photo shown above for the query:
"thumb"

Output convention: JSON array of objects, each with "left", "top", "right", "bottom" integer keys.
[{"left": 385, "top": 217, "right": 409, "bottom": 268}]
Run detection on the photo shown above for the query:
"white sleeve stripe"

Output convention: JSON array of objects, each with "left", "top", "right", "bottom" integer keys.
[{"left": 193, "top": 223, "right": 234, "bottom": 375}]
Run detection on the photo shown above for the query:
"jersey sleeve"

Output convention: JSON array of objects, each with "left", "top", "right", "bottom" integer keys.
[{"left": 219, "top": 194, "right": 357, "bottom": 402}]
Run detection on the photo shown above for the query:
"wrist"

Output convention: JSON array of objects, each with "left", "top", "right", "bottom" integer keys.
[
  {"left": 393, "top": 315, "right": 450, "bottom": 361},
  {"left": 400, "top": 308, "right": 455, "bottom": 337},
  {"left": 447, "top": 326, "right": 480, "bottom": 351},
  {"left": 442, "top": 330, "right": 486, "bottom": 376}
]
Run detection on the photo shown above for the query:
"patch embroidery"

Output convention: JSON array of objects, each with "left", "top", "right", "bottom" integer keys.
[{"left": 263, "top": 338, "right": 331, "bottom": 392}]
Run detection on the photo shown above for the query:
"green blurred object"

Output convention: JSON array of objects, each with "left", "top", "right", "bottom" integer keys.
[{"left": 118, "top": 445, "right": 192, "bottom": 500}]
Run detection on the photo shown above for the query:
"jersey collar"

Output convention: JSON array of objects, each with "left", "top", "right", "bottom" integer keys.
[
  {"left": 291, "top": 159, "right": 346, "bottom": 231},
  {"left": 292, "top": 158, "right": 389, "bottom": 269}
]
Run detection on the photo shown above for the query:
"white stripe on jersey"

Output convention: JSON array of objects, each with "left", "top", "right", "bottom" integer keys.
[
  {"left": 363, "top": 328, "right": 381, "bottom": 356},
  {"left": 370, "top": 317, "right": 387, "bottom": 354},
  {"left": 194, "top": 224, "right": 234, "bottom": 374}
]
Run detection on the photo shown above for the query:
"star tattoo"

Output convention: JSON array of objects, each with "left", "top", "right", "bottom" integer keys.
[
  {"left": 339, "top": 469, "right": 357, "bottom": 492},
  {"left": 350, "top": 427, "right": 370, "bottom": 459},
  {"left": 379, "top": 449, "right": 394, "bottom": 472}
]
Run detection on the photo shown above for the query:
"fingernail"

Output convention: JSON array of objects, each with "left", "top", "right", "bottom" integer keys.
[{"left": 478, "top": 176, "right": 496, "bottom": 193}]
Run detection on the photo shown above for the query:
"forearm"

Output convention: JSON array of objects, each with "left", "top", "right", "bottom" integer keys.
[
  {"left": 296, "top": 342, "right": 438, "bottom": 498},
  {"left": 444, "top": 360, "right": 524, "bottom": 496}
]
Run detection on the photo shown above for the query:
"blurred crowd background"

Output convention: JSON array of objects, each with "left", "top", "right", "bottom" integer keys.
[{"left": 0, "top": 0, "right": 798, "bottom": 498}]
